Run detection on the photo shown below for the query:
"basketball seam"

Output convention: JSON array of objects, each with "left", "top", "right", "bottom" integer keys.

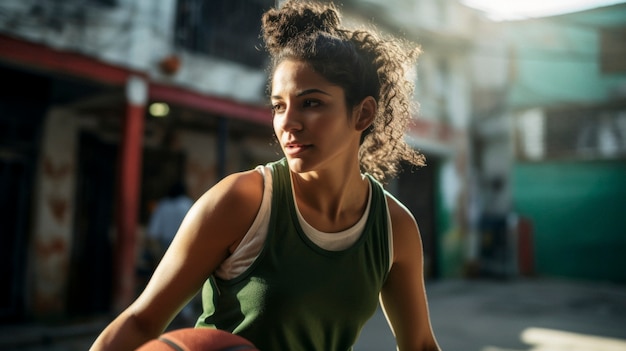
[
  {"left": 158, "top": 336, "right": 186, "bottom": 351},
  {"left": 218, "top": 346, "right": 258, "bottom": 351}
]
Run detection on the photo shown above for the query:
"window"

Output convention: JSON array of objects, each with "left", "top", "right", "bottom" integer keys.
[
  {"left": 600, "top": 26, "right": 626, "bottom": 73},
  {"left": 174, "top": 0, "right": 274, "bottom": 69},
  {"left": 516, "top": 106, "right": 626, "bottom": 161}
]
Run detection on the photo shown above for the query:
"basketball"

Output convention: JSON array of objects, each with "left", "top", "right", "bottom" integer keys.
[{"left": 136, "top": 328, "right": 260, "bottom": 351}]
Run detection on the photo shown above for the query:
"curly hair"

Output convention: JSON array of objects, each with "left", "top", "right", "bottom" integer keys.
[{"left": 261, "top": 0, "right": 425, "bottom": 182}]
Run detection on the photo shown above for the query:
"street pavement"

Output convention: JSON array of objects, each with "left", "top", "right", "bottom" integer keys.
[
  {"left": 354, "top": 278, "right": 626, "bottom": 351},
  {"left": 1, "top": 277, "right": 625, "bottom": 351}
]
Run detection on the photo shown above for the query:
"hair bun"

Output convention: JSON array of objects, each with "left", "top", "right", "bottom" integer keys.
[{"left": 262, "top": 0, "right": 342, "bottom": 53}]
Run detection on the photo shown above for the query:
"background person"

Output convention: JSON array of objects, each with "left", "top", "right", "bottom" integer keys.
[{"left": 145, "top": 181, "right": 193, "bottom": 263}]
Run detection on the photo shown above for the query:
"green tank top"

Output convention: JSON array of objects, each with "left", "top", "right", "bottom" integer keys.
[{"left": 197, "top": 158, "right": 390, "bottom": 351}]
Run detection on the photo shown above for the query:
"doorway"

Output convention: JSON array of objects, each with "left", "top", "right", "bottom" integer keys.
[
  {"left": 66, "top": 132, "right": 117, "bottom": 317},
  {"left": 395, "top": 157, "right": 440, "bottom": 279}
]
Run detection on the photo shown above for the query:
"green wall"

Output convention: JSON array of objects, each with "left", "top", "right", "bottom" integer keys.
[
  {"left": 436, "top": 162, "right": 466, "bottom": 279},
  {"left": 513, "top": 161, "right": 626, "bottom": 283},
  {"left": 504, "top": 4, "right": 626, "bottom": 110}
]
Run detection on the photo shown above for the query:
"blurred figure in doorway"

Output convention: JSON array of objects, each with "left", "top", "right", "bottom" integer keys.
[{"left": 146, "top": 181, "right": 193, "bottom": 264}]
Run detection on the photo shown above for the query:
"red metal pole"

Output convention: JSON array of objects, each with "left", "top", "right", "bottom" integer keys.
[
  {"left": 113, "top": 77, "right": 146, "bottom": 312},
  {"left": 517, "top": 217, "right": 534, "bottom": 277}
]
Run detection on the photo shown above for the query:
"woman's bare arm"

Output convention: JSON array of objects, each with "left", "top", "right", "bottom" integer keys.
[
  {"left": 90, "top": 170, "right": 264, "bottom": 351},
  {"left": 381, "top": 196, "right": 441, "bottom": 351}
]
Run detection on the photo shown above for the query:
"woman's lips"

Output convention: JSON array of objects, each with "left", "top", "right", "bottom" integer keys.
[{"left": 284, "top": 142, "right": 311, "bottom": 155}]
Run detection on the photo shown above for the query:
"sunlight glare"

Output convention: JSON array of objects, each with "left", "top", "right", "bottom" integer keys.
[
  {"left": 481, "top": 327, "right": 626, "bottom": 351},
  {"left": 522, "top": 327, "right": 626, "bottom": 351},
  {"left": 461, "top": 0, "right": 626, "bottom": 20}
]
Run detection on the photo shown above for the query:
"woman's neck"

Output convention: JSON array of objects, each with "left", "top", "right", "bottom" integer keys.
[{"left": 290, "top": 162, "right": 369, "bottom": 232}]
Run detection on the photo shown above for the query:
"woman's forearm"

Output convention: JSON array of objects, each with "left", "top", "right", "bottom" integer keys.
[{"left": 90, "top": 310, "right": 162, "bottom": 351}]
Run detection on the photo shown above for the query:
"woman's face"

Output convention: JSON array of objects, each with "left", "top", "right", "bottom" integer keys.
[{"left": 271, "top": 59, "right": 362, "bottom": 174}]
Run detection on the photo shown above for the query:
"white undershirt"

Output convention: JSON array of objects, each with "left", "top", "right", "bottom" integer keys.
[
  {"left": 215, "top": 165, "right": 394, "bottom": 280},
  {"left": 293, "top": 172, "right": 372, "bottom": 251}
]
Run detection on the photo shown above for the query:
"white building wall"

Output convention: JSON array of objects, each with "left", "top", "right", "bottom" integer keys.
[
  {"left": 0, "top": 0, "right": 268, "bottom": 104},
  {"left": 447, "top": 56, "right": 471, "bottom": 129}
]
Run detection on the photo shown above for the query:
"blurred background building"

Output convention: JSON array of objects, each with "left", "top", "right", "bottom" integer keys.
[{"left": 0, "top": 0, "right": 624, "bottom": 329}]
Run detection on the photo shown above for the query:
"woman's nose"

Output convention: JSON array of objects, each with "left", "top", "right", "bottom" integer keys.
[{"left": 276, "top": 105, "right": 302, "bottom": 132}]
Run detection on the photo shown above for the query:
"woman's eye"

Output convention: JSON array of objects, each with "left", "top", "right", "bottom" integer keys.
[
  {"left": 272, "top": 103, "right": 285, "bottom": 113},
  {"left": 303, "top": 99, "right": 320, "bottom": 108}
]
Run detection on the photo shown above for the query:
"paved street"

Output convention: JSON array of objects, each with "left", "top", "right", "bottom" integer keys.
[
  {"left": 2, "top": 278, "right": 625, "bottom": 351},
  {"left": 355, "top": 278, "right": 626, "bottom": 351}
]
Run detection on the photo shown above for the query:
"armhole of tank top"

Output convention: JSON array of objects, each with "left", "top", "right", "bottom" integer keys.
[
  {"left": 384, "top": 194, "right": 393, "bottom": 274},
  {"left": 232, "top": 165, "right": 270, "bottom": 250},
  {"left": 213, "top": 165, "right": 271, "bottom": 280}
]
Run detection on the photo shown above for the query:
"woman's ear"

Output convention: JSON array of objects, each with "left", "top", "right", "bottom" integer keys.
[{"left": 353, "top": 96, "right": 377, "bottom": 132}]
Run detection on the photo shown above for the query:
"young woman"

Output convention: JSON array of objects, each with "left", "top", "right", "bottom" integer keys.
[{"left": 91, "top": 1, "right": 440, "bottom": 350}]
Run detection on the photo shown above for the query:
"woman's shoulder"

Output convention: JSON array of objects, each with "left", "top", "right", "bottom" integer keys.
[
  {"left": 208, "top": 168, "right": 264, "bottom": 204},
  {"left": 192, "top": 168, "right": 265, "bottom": 223},
  {"left": 384, "top": 192, "right": 421, "bottom": 258},
  {"left": 185, "top": 168, "right": 266, "bottom": 251},
  {"left": 221, "top": 168, "right": 265, "bottom": 193},
  {"left": 384, "top": 192, "right": 417, "bottom": 227}
]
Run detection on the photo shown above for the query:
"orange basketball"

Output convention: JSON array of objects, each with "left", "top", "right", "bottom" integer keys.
[{"left": 136, "top": 328, "right": 259, "bottom": 351}]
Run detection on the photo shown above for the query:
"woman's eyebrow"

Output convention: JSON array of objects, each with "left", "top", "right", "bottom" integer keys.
[
  {"left": 271, "top": 88, "right": 331, "bottom": 100},
  {"left": 296, "top": 88, "right": 331, "bottom": 97},
  {"left": 271, "top": 88, "right": 332, "bottom": 101}
]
